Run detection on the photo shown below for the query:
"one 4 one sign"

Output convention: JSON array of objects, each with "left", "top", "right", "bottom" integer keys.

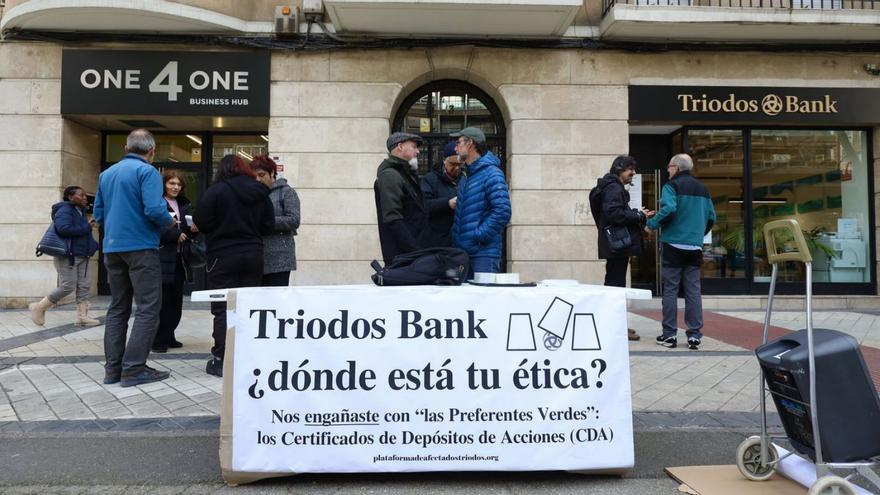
[
  {"left": 61, "top": 50, "right": 270, "bottom": 117},
  {"left": 218, "top": 285, "right": 635, "bottom": 484}
]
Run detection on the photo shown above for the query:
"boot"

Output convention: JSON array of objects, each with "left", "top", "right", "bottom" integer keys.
[
  {"left": 75, "top": 301, "right": 101, "bottom": 327},
  {"left": 28, "top": 297, "right": 55, "bottom": 326}
]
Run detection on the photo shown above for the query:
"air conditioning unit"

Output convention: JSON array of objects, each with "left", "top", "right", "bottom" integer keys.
[{"left": 274, "top": 5, "right": 300, "bottom": 34}]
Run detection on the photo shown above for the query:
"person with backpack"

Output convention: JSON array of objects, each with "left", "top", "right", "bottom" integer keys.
[
  {"left": 590, "top": 155, "right": 653, "bottom": 341},
  {"left": 374, "top": 132, "right": 430, "bottom": 265}
]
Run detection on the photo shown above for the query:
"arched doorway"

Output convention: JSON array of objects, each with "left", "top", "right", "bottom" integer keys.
[
  {"left": 391, "top": 79, "right": 509, "bottom": 270},
  {"left": 392, "top": 79, "right": 506, "bottom": 176}
]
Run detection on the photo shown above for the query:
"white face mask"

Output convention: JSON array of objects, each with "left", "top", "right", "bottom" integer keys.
[{"left": 408, "top": 157, "right": 419, "bottom": 171}]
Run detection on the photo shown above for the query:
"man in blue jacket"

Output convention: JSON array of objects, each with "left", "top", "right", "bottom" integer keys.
[
  {"left": 450, "top": 127, "right": 511, "bottom": 278},
  {"left": 646, "top": 154, "right": 716, "bottom": 350},
  {"left": 94, "top": 129, "right": 174, "bottom": 387}
]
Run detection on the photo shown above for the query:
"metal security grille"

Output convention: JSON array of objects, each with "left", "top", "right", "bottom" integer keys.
[{"left": 392, "top": 80, "right": 506, "bottom": 178}]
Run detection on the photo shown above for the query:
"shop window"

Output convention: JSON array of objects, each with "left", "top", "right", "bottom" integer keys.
[
  {"left": 688, "top": 129, "right": 747, "bottom": 280},
  {"left": 105, "top": 134, "right": 204, "bottom": 164},
  {"left": 751, "top": 130, "right": 871, "bottom": 284},
  {"left": 211, "top": 135, "right": 268, "bottom": 181}
]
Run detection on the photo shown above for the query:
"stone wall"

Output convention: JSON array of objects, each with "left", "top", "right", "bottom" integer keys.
[
  {"left": 0, "top": 42, "right": 101, "bottom": 308},
  {"left": 270, "top": 47, "right": 880, "bottom": 288},
  {"left": 1, "top": 42, "right": 877, "bottom": 302}
]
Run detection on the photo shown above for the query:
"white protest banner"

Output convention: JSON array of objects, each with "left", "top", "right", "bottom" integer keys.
[{"left": 219, "top": 285, "right": 635, "bottom": 482}]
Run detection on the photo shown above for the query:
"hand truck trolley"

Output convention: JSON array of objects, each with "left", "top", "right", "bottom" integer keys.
[{"left": 735, "top": 219, "right": 880, "bottom": 495}]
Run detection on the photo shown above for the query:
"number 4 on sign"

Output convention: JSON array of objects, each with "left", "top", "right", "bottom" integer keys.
[{"left": 149, "top": 61, "right": 183, "bottom": 102}]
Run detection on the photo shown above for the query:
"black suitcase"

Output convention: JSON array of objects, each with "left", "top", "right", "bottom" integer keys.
[{"left": 756, "top": 328, "right": 880, "bottom": 463}]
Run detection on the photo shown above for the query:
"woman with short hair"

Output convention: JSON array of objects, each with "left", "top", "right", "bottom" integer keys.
[
  {"left": 193, "top": 155, "right": 274, "bottom": 377},
  {"left": 29, "top": 186, "right": 100, "bottom": 327},
  {"left": 251, "top": 155, "right": 301, "bottom": 287}
]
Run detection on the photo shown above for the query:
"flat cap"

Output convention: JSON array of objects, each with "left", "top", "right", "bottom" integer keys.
[
  {"left": 386, "top": 132, "right": 423, "bottom": 151},
  {"left": 449, "top": 127, "right": 486, "bottom": 144}
]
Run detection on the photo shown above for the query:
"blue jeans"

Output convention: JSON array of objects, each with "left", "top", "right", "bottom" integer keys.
[{"left": 469, "top": 256, "right": 500, "bottom": 279}]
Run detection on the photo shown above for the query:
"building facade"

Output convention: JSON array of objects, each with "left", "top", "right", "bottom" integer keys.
[{"left": 1, "top": 0, "right": 879, "bottom": 307}]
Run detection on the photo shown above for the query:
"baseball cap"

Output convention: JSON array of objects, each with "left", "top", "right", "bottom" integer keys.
[
  {"left": 450, "top": 127, "right": 486, "bottom": 144},
  {"left": 386, "top": 132, "right": 423, "bottom": 151},
  {"left": 442, "top": 141, "right": 457, "bottom": 158}
]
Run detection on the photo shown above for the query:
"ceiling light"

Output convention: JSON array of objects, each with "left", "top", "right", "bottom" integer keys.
[
  {"left": 260, "top": 135, "right": 269, "bottom": 142},
  {"left": 238, "top": 150, "right": 254, "bottom": 161},
  {"left": 186, "top": 134, "right": 202, "bottom": 146}
]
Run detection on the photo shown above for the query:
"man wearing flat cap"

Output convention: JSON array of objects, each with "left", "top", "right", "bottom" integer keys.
[
  {"left": 374, "top": 132, "right": 430, "bottom": 265},
  {"left": 420, "top": 141, "right": 461, "bottom": 247},
  {"left": 450, "top": 127, "right": 511, "bottom": 278}
]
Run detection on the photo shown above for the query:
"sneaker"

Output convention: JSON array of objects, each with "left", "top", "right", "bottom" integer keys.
[
  {"left": 627, "top": 329, "right": 641, "bottom": 341},
  {"left": 103, "top": 370, "right": 121, "bottom": 385},
  {"left": 655, "top": 335, "right": 677, "bottom": 348},
  {"left": 119, "top": 366, "right": 171, "bottom": 388},
  {"left": 687, "top": 337, "right": 701, "bottom": 350},
  {"left": 206, "top": 358, "right": 223, "bottom": 377}
]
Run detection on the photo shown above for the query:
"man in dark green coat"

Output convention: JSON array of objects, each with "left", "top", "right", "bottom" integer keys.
[{"left": 374, "top": 132, "right": 429, "bottom": 265}]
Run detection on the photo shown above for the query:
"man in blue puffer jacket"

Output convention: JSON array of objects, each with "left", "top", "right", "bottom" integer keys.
[{"left": 450, "top": 127, "right": 511, "bottom": 278}]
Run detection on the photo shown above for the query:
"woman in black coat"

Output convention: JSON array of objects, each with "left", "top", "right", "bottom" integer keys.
[
  {"left": 153, "top": 170, "right": 196, "bottom": 353},
  {"left": 193, "top": 155, "right": 274, "bottom": 377}
]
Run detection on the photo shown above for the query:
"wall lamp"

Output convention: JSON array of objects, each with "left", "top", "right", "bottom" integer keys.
[{"left": 864, "top": 64, "right": 880, "bottom": 76}]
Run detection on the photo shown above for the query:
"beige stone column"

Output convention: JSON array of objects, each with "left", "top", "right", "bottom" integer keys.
[
  {"left": 269, "top": 51, "right": 408, "bottom": 285},
  {"left": 0, "top": 43, "right": 65, "bottom": 308},
  {"left": 0, "top": 42, "right": 101, "bottom": 307},
  {"left": 495, "top": 52, "right": 629, "bottom": 284}
]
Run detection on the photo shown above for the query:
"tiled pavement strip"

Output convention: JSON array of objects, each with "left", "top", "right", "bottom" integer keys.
[{"left": 1, "top": 299, "right": 878, "bottom": 427}]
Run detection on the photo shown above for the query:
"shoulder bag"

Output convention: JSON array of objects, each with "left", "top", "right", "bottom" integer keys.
[
  {"left": 604, "top": 225, "right": 633, "bottom": 254},
  {"left": 35, "top": 223, "right": 71, "bottom": 258}
]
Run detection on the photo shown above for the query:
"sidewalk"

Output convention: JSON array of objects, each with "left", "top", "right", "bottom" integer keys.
[{"left": 4, "top": 297, "right": 879, "bottom": 424}]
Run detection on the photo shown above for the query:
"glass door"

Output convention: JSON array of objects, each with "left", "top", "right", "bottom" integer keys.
[{"left": 686, "top": 129, "right": 749, "bottom": 294}]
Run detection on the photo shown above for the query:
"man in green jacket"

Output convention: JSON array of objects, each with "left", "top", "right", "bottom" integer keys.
[
  {"left": 647, "top": 154, "right": 716, "bottom": 350},
  {"left": 374, "top": 132, "right": 429, "bottom": 265}
]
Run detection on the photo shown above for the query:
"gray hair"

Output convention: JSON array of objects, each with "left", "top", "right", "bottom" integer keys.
[
  {"left": 126, "top": 129, "right": 155, "bottom": 155},
  {"left": 671, "top": 153, "right": 693, "bottom": 172}
]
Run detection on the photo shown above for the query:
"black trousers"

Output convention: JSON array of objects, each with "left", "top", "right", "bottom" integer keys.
[
  {"left": 262, "top": 271, "right": 291, "bottom": 287},
  {"left": 207, "top": 251, "right": 263, "bottom": 359},
  {"left": 604, "top": 257, "right": 629, "bottom": 288},
  {"left": 155, "top": 259, "right": 185, "bottom": 347}
]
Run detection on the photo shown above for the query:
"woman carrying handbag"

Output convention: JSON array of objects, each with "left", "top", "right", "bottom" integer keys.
[{"left": 30, "top": 186, "right": 100, "bottom": 326}]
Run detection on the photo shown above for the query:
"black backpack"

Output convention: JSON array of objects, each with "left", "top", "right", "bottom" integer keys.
[
  {"left": 588, "top": 183, "right": 606, "bottom": 225},
  {"left": 371, "top": 247, "right": 469, "bottom": 286}
]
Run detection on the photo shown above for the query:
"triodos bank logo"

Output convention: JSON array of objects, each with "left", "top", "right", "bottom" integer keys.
[{"left": 761, "top": 94, "right": 783, "bottom": 116}]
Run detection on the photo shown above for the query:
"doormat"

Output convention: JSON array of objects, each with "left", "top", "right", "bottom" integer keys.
[{"left": 665, "top": 465, "right": 805, "bottom": 495}]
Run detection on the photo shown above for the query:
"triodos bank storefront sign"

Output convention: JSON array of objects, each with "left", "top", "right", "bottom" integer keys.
[
  {"left": 629, "top": 86, "right": 879, "bottom": 124},
  {"left": 61, "top": 50, "right": 270, "bottom": 116}
]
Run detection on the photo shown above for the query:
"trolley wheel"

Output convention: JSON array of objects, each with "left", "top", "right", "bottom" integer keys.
[
  {"left": 808, "top": 475, "right": 858, "bottom": 495},
  {"left": 736, "top": 436, "right": 778, "bottom": 481}
]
